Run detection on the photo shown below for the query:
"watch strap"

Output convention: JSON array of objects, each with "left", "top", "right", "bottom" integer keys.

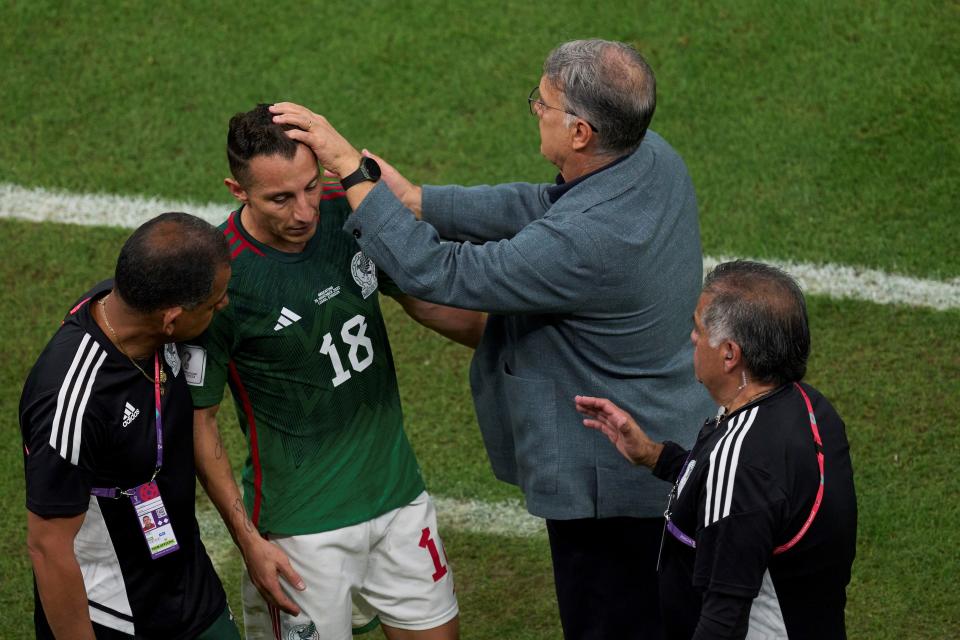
[{"left": 340, "top": 157, "right": 379, "bottom": 190}]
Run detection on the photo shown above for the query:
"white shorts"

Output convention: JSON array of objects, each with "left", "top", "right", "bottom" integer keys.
[{"left": 242, "top": 491, "right": 458, "bottom": 640}]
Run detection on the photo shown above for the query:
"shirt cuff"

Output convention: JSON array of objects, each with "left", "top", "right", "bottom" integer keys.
[
  {"left": 342, "top": 181, "right": 409, "bottom": 242},
  {"left": 652, "top": 440, "right": 690, "bottom": 483}
]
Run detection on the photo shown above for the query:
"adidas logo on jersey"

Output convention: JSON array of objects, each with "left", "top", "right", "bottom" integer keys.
[
  {"left": 274, "top": 307, "right": 302, "bottom": 331},
  {"left": 122, "top": 402, "right": 140, "bottom": 428}
]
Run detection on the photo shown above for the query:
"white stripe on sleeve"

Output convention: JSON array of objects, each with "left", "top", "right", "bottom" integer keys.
[
  {"left": 50, "top": 333, "right": 92, "bottom": 450},
  {"left": 59, "top": 341, "right": 101, "bottom": 459},
  {"left": 704, "top": 412, "right": 744, "bottom": 528},
  {"left": 71, "top": 350, "right": 107, "bottom": 465},
  {"left": 48, "top": 334, "right": 107, "bottom": 465},
  {"left": 705, "top": 410, "right": 753, "bottom": 528},
  {"left": 721, "top": 407, "right": 759, "bottom": 519}
]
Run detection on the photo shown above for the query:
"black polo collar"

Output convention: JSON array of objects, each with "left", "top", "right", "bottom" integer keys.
[{"left": 546, "top": 154, "right": 630, "bottom": 204}]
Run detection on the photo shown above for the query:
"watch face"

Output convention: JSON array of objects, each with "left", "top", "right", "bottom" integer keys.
[
  {"left": 341, "top": 156, "right": 382, "bottom": 190},
  {"left": 361, "top": 156, "right": 381, "bottom": 181}
]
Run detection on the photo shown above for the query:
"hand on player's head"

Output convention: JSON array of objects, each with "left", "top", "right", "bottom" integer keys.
[{"left": 269, "top": 102, "right": 360, "bottom": 178}]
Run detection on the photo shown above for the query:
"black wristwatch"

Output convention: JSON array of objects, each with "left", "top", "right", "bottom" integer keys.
[{"left": 340, "top": 156, "right": 381, "bottom": 190}]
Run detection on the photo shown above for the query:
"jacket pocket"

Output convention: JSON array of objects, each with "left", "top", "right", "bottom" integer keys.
[{"left": 501, "top": 368, "right": 559, "bottom": 495}]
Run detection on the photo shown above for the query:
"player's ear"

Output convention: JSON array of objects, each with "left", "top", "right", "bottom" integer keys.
[
  {"left": 225, "top": 178, "right": 248, "bottom": 203},
  {"left": 161, "top": 307, "right": 184, "bottom": 337}
]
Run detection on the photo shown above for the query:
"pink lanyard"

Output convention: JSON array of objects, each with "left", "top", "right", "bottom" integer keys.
[
  {"left": 665, "top": 382, "right": 825, "bottom": 555},
  {"left": 90, "top": 352, "right": 164, "bottom": 499}
]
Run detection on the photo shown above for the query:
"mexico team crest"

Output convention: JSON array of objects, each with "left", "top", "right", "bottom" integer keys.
[
  {"left": 287, "top": 622, "right": 319, "bottom": 640},
  {"left": 350, "top": 251, "right": 378, "bottom": 299}
]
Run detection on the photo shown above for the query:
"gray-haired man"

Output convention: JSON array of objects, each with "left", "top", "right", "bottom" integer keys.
[{"left": 271, "top": 39, "right": 715, "bottom": 639}]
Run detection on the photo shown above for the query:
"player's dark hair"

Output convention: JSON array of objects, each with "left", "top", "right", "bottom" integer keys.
[
  {"left": 701, "top": 260, "right": 810, "bottom": 386},
  {"left": 227, "top": 103, "right": 300, "bottom": 186},
  {"left": 115, "top": 212, "right": 230, "bottom": 314}
]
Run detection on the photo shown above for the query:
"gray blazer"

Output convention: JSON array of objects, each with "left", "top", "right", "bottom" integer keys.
[{"left": 344, "top": 131, "right": 715, "bottom": 519}]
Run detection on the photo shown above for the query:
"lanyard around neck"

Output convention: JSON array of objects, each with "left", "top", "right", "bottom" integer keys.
[
  {"left": 665, "top": 382, "right": 825, "bottom": 555},
  {"left": 151, "top": 352, "right": 165, "bottom": 472},
  {"left": 90, "top": 352, "right": 164, "bottom": 498}
]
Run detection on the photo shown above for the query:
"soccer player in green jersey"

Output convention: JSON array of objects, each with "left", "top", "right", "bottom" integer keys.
[{"left": 187, "top": 105, "right": 481, "bottom": 640}]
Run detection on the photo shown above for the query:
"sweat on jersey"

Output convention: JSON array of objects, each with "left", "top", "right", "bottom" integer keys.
[
  {"left": 653, "top": 382, "right": 857, "bottom": 639},
  {"left": 19, "top": 281, "right": 227, "bottom": 637},
  {"left": 186, "top": 186, "right": 424, "bottom": 536}
]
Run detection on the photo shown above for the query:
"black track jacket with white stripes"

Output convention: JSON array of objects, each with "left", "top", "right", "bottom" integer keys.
[
  {"left": 653, "top": 383, "right": 856, "bottom": 639},
  {"left": 19, "top": 281, "right": 226, "bottom": 637}
]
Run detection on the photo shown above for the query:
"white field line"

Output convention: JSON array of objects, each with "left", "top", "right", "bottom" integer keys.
[
  {"left": 433, "top": 496, "right": 546, "bottom": 537},
  {"left": 2, "top": 181, "right": 958, "bottom": 310},
  {"left": 703, "top": 256, "right": 960, "bottom": 312},
  {"left": 196, "top": 495, "right": 545, "bottom": 547},
  {"left": 195, "top": 495, "right": 545, "bottom": 569},
  {"left": 0, "top": 182, "right": 230, "bottom": 228},
  {"left": 196, "top": 496, "right": 544, "bottom": 590}
]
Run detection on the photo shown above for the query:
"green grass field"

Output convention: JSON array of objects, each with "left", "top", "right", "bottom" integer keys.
[{"left": 2, "top": 1, "right": 958, "bottom": 638}]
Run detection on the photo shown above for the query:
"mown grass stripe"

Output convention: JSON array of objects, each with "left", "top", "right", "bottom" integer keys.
[{"left": 2, "top": 181, "right": 958, "bottom": 311}]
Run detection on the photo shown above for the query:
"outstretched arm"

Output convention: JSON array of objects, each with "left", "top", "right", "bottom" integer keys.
[
  {"left": 271, "top": 101, "right": 598, "bottom": 314},
  {"left": 194, "top": 405, "right": 305, "bottom": 615},
  {"left": 575, "top": 395, "right": 664, "bottom": 469},
  {"left": 27, "top": 511, "right": 96, "bottom": 639}
]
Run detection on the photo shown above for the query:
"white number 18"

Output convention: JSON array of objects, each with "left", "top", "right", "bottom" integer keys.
[{"left": 319, "top": 314, "right": 374, "bottom": 387}]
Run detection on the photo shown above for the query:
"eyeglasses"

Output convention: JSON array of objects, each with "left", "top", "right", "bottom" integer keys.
[{"left": 527, "top": 86, "right": 598, "bottom": 132}]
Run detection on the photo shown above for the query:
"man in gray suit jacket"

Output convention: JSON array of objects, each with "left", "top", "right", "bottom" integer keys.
[{"left": 272, "top": 39, "right": 715, "bottom": 640}]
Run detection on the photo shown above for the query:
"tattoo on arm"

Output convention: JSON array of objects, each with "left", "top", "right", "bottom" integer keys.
[{"left": 232, "top": 498, "right": 255, "bottom": 533}]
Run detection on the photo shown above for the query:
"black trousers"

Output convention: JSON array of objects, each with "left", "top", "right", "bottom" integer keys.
[{"left": 546, "top": 516, "right": 665, "bottom": 640}]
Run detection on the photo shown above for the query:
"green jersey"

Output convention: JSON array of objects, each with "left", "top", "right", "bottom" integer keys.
[{"left": 186, "top": 188, "right": 424, "bottom": 535}]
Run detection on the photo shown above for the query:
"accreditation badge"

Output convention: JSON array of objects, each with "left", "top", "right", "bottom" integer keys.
[{"left": 129, "top": 481, "right": 180, "bottom": 559}]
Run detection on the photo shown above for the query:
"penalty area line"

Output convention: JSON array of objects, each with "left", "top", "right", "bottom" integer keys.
[{"left": 1, "top": 181, "right": 958, "bottom": 311}]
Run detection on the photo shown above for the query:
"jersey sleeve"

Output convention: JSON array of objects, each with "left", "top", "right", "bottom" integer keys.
[
  {"left": 184, "top": 303, "right": 237, "bottom": 408},
  {"left": 653, "top": 440, "right": 691, "bottom": 483},
  {"left": 21, "top": 386, "right": 98, "bottom": 517},
  {"left": 692, "top": 460, "right": 788, "bottom": 599},
  {"left": 691, "top": 592, "right": 752, "bottom": 640}
]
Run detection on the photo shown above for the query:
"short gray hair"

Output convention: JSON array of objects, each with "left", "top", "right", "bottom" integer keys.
[
  {"left": 701, "top": 261, "right": 811, "bottom": 386},
  {"left": 543, "top": 39, "right": 656, "bottom": 156}
]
